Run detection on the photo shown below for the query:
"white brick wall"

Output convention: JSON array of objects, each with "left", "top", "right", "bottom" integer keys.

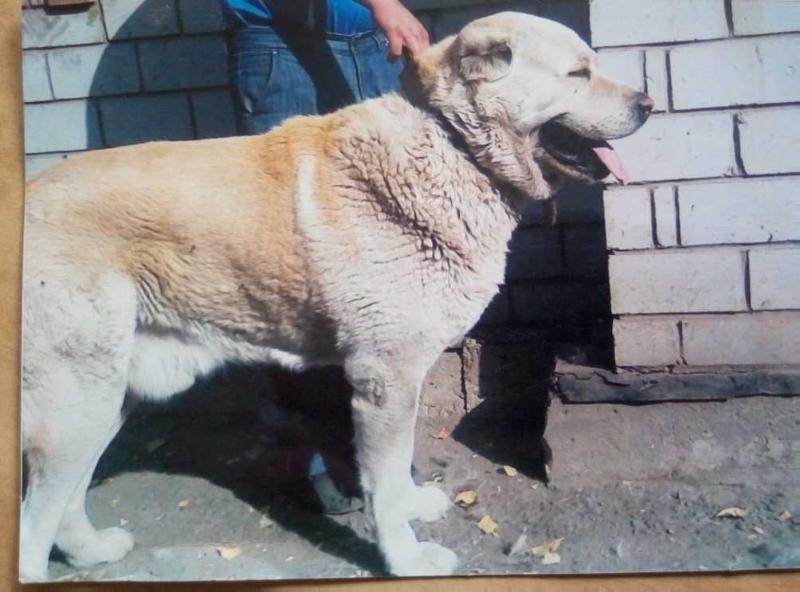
[
  {"left": 652, "top": 186, "right": 677, "bottom": 247},
  {"left": 596, "top": 0, "right": 800, "bottom": 368},
  {"left": 683, "top": 313, "right": 800, "bottom": 365},
  {"left": 738, "top": 108, "right": 800, "bottom": 175},
  {"left": 670, "top": 36, "right": 800, "bottom": 110},
  {"left": 613, "top": 317, "right": 681, "bottom": 367},
  {"left": 731, "top": 0, "right": 800, "bottom": 35},
  {"left": 590, "top": 0, "right": 728, "bottom": 47},
  {"left": 643, "top": 49, "right": 668, "bottom": 112},
  {"left": 679, "top": 178, "right": 800, "bottom": 246},
  {"left": 604, "top": 186, "right": 652, "bottom": 250},
  {"left": 609, "top": 249, "right": 747, "bottom": 314},
  {"left": 750, "top": 247, "right": 800, "bottom": 311},
  {"left": 610, "top": 113, "right": 736, "bottom": 182}
]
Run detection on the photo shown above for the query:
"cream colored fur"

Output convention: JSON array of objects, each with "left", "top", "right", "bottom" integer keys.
[{"left": 20, "top": 13, "right": 649, "bottom": 580}]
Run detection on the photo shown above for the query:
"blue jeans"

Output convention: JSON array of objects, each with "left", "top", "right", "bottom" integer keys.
[{"left": 229, "top": 27, "right": 405, "bottom": 134}]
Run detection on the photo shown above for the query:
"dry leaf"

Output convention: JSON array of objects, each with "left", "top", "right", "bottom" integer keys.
[
  {"left": 501, "top": 465, "right": 518, "bottom": 477},
  {"left": 217, "top": 546, "right": 241, "bottom": 560},
  {"left": 454, "top": 490, "right": 477, "bottom": 507},
  {"left": 432, "top": 427, "right": 450, "bottom": 440},
  {"left": 778, "top": 511, "right": 792, "bottom": 522},
  {"left": 541, "top": 551, "right": 561, "bottom": 565},
  {"left": 177, "top": 499, "right": 191, "bottom": 509},
  {"left": 532, "top": 537, "right": 563, "bottom": 557},
  {"left": 259, "top": 515, "right": 273, "bottom": 529},
  {"left": 146, "top": 437, "right": 167, "bottom": 453},
  {"left": 476, "top": 515, "right": 498, "bottom": 535},
  {"left": 716, "top": 506, "right": 750, "bottom": 519},
  {"left": 752, "top": 526, "right": 765, "bottom": 535}
]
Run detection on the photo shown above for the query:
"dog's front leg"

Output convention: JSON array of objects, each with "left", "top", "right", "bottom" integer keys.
[{"left": 346, "top": 356, "right": 457, "bottom": 577}]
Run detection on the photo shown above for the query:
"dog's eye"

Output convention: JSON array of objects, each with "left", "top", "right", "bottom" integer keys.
[{"left": 567, "top": 67, "right": 591, "bottom": 79}]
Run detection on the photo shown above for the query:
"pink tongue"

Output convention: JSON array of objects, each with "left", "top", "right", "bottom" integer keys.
[{"left": 593, "top": 145, "right": 632, "bottom": 185}]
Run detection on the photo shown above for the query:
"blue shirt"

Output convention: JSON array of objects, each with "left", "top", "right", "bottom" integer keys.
[{"left": 224, "top": 0, "right": 376, "bottom": 34}]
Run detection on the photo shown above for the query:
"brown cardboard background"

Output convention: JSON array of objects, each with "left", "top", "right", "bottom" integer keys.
[{"left": 0, "top": 1, "right": 797, "bottom": 590}]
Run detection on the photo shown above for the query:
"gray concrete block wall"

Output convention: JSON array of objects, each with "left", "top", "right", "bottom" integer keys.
[
  {"left": 593, "top": 0, "right": 800, "bottom": 368},
  {"left": 22, "top": 0, "right": 237, "bottom": 162}
]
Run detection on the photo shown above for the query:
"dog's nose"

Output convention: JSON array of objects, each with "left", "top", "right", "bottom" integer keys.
[{"left": 635, "top": 93, "right": 655, "bottom": 118}]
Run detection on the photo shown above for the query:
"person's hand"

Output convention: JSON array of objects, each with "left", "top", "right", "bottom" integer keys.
[{"left": 363, "top": 0, "right": 430, "bottom": 60}]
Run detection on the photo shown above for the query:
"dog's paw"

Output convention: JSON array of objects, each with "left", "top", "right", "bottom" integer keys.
[
  {"left": 390, "top": 541, "right": 458, "bottom": 577},
  {"left": 408, "top": 485, "right": 452, "bottom": 522},
  {"left": 66, "top": 527, "right": 134, "bottom": 568}
]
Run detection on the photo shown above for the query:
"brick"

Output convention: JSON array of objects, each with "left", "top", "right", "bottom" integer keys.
[
  {"left": 431, "top": 1, "right": 538, "bottom": 40},
  {"left": 101, "top": 0, "right": 179, "bottom": 40},
  {"left": 597, "top": 49, "right": 644, "bottom": 93},
  {"left": 101, "top": 94, "right": 193, "bottom": 147},
  {"left": 683, "top": 312, "right": 800, "bottom": 365},
  {"left": 738, "top": 108, "right": 800, "bottom": 176},
  {"left": 48, "top": 43, "right": 139, "bottom": 99},
  {"left": 539, "top": 0, "right": 590, "bottom": 42},
  {"left": 190, "top": 89, "right": 236, "bottom": 139},
  {"left": 653, "top": 186, "right": 677, "bottom": 247},
  {"left": 609, "top": 249, "right": 747, "bottom": 314},
  {"left": 613, "top": 317, "right": 681, "bottom": 367},
  {"left": 506, "top": 226, "right": 562, "bottom": 280},
  {"left": 179, "top": 0, "right": 228, "bottom": 34},
  {"left": 22, "top": 51, "right": 51, "bottom": 102},
  {"left": 679, "top": 178, "right": 800, "bottom": 246},
  {"left": 590, "top": 0, "right": 728, "bottom": 47},
  {"left": 603, "top": 186, "right": 652, "bottom": 250},
  {"left": 555, "top": 181, "right": 604, "bottom": 223},
  {"left": 563, "top": 225, "right": 608, "bottom": 278},
  {"left": 139, "top": 36, "right": 229, "bottom": 92},
  {"left": 24, "top": 100, "right": 102, "bottom": 153},
  {"left": 732, "top": 0, "right": 800, "bottom": 35},
  {"left": 671, "top": 36, "right": 800, "bottom": 110},
  {"left": 477, "top": 285, "right": 510, "bottom": 326},
  {"left": 25, "top": 152, "right": 72, "bottom": 178},
  {"left": 22, "top": 3, "right": 105, "bottom": 48},
  {"left": 519, "top": 182, "right": 604, "bottom": 226},
  {"left": 420, "top": 351, "right": 464, "bottom": 418},
  {"left": 609, "top": 112, "right": 736, "bottom": 182},
  {"left": 750, "top": 247, "right": 800, "bottom": 310},
  {"left": 644, "top": 49, "right": 668, "bottom": 112},
  {"left": 512, "top": 281, "right": 610, "bottom": 324}
]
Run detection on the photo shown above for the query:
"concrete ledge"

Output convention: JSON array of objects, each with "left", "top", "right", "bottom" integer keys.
[{"left": 556, "top": 361, "right": 800, "bottom": 403}]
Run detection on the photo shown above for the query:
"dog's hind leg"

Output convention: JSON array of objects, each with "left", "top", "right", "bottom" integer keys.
[
  {"left": 346, "top": 354, "right": 457, "bottom": 577},
  {"left": 20, "top": 272, "right": 136, "bottom": 582},
  {"left": 52, "top": 408, "right": 133, "bottom": 569}
]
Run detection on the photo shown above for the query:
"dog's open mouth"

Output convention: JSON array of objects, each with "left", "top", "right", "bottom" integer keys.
[{"left": 539, "top": 121, "right": 631, "bottom": 185}]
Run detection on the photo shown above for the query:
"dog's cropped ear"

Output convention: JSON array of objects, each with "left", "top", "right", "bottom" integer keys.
[{"left": 457, "top": 25, "right": 513, "bottom": 83}]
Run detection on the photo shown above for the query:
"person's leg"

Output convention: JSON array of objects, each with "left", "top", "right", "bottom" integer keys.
[
  {"left": 352, "top": 32, "right": 405, "bottom": 100},
  {"left": 228, "top": 27, "right": 319, "bottom": 134}
]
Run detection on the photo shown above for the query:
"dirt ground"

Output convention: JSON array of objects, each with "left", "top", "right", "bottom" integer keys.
[{"left": 44, "top": 367, "right": 799, "bottom": 582}]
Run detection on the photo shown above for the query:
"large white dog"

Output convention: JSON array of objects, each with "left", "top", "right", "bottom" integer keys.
[{"left": 20, "top": 12, "right": 651, "bottom": 581}]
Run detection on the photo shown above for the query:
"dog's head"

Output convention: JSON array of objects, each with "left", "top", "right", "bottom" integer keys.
[{"left": 403, "top": 12, "right": 652, "bottom": 200}]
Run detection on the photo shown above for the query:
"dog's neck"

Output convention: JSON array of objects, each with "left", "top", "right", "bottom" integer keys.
[{"left": 403, "top": 66, "right": 552, "bottom": 204}]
